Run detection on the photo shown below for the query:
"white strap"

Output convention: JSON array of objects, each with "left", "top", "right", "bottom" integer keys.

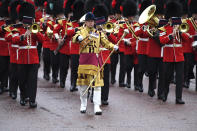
[
  {"left": 139, "top": 37, "right": 149, "bottom": 41},
  {"left": 11, "top": 44, "right": 19, "bottom": 48},
  {"left": 12, "top": 33, "right": 19, "bottom": 37},
  {"left": 19, "top": 46, "right": 37, "bottom": 49},
  {"left": 0, "top": 38, "right": 5, "bottom": 41},
  {"left": 164, "top": 44, "right": 182, "bottom": 47}
]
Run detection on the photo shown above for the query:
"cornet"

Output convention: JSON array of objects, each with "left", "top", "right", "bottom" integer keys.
[{"left": 30, "top": 23, "right": 40, "bottom": 34}]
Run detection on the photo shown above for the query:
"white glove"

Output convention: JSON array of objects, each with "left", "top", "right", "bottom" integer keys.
[
  {"left": 114, "top": 45, "right": 119, "bottom": 51},
  {"left": 124, "top": 29, "right": 129, "bottom": 34},
  {"left": 123, "top": 38, "right": 131, "bottom": 45},
  {"left": 78, "top": 35, "right": 83, "bottom": 42}
]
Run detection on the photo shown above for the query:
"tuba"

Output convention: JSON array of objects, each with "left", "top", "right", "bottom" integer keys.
[{"left": 138, "top": 5, "right": 160, "bottom": 37}]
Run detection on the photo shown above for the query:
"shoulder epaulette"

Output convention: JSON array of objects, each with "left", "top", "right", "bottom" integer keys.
[
  {"left": 158, "top": 26, "right": 166, "bottom": 32},
  {"left": 4, "top": 26, "right": 12, "bottom": 32},
  {"left": 57, "top": 19, "right": 63, "bottom": 26},
  {"left": 133, "top": 23, "right": 140, "bottom": 27}
]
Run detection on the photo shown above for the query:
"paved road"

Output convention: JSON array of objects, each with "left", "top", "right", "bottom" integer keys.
[{"left": 0, "top": 65, "right": 197, "bottom": 131}]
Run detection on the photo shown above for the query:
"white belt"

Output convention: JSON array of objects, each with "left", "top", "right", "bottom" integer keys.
[
  {"left": 19, "top": 46, "right": 37, "bottom": 49},
  {"left": 164, "top": 44, "right": 182, "bottom": 47},
  {"left": 139, "top": 38, "right": 149, "bottom": 42},
  {"left": 16, "top": 46, "right": 37, "bottom": 60},
  {"left": 11, "top": 45, "right": 19, "bottom": 48},
  {"left": 0, "top": 38, "right": 5, "bottom": 41}
]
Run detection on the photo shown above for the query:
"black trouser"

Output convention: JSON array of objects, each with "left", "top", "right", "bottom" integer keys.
[
  {"left": 70, "top": 54, "right": 79, "bottom": 87},
  {"left": 147, "top": 57, "right": 164, "bottom": 97},
  {"left": 59, "top": 53, "right": 70, "bottom": 85},
  {"left": 43, "top": 48, "right": 51, "bottom": 76},
  {"left": 163, "top": 62, "right": 184, "bottom": 100},
  {"left": 37, "top": 42, "right": 42, "bottom": 63},
  {"left": 18, "top": 64, "right": 39, "bottom": 102},
  {"left": 9, "top": 63, "right": 19, "bottom": 94},
  {"left": 125, "top": 55, "right": 134, "bottom": 85},
  {"left": 101, "top": 64, "right": 110, "bottom": 101},
  {"left": 110, "top": 53, "right": 119, "bottom": 82},
  {"left": 195, "top": 62, "right": 197, "bottom": 91},
  {"left": 0, "top": 56, "right": 10, "bottom": 88},
  {"left": 184, "top": 53, "right": 194, "bottom": 83},
  {"left": 50, "top": 51, "right": 60, "bottom": 79},
  {"left": 138, "top": 54, "right": 147, "bottom": 87},
  {"left": 134, "top": 64, "right": 139, "bottom": 87},
  {"left": 118, "top": 52, "right": 126, "bottom": 84}
]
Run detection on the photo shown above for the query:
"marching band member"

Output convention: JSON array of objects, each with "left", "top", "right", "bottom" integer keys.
[
  {"left": 159, "top": 0, "right": 190, "bottom": 104},
  {"left": 135, "top": 0, "right": 152, "bottom": 92},
  {"left": 0, "top": 0, "right": 10, "bottom": 94},
  {"left": 118, "top": 0, "right": 138, "bottom": 89},
  {"left": 12, "top": 2, "right": 43, "bottom": 107},
  {"left": 72, "top": 12, "right": 118, "bottom": 115},
  {"left": 188, "top": 0, "right": 197, "bottom": 91},
  {"left": 146, "top": 0, "right": 166, "bottom": 98},
  {"left": 53, "top": 0, "right": 70, "bottom": 88}
]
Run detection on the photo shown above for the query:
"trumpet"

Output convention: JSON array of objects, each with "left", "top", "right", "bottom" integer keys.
[
  {"left": 30, "top": 23, "right": 40, "bottom": 34},
  {"left": 103, "top": 22, "right": 115, "bottom": 33},
  {"left": 179, "top": 19, "right": 189, "bottom": 33}
]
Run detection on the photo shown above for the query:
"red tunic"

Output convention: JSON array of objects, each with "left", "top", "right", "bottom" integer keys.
[
  {"left": 0, "top": 20, "right": 9, "bottom": 56},
  {"left": 159, "top": 24, "right": 190, "bottom": 62},
  {"left": 12, "top": 27, "right": 43, "bottom": 64},
  {"left": 182, "top": 19, "right": 195, "bottom": 53},
  {"left": 53, "top": 19, "right": 70, "bottom": 55},
  {"left": 135, "top": 23, "right": 149, "bottom": 55}
]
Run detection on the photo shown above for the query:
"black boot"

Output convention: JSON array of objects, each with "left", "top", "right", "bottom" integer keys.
[
  {"left": 0, "top": 87, "right": 3, "bottom": 94},
  {"left": 148, "top": 89, "right": 155, "bottom": 97},
  {"left": 176, "top": 99, "right": 185, "bottom": 104},
  {"left": 52, "top": 78, "right": 59, "bottom": 84},
  {"left": 29, "top": 101, "right": 37, "bottom": 108},
  {"left": 43, "top": 73, "right": 50, "bottom": 81},
  {"left": 20, "top": 98, "right": 26, "bottom": 106},
  {"left": 60, "top": 82, "right": 65, "bottom": 88},
  {"left": 70, "top": 84, "right": 78, "bottom": 92},
  {"left": 111, "top": 79, "right": 116, "bottom": 85},
  {"left": 138, "top": 85, "right": 143, "bottom": 92},
  {"left": 11, "top": 92, "right": 17, "bottom": 100},
  {"left": 119, "top": 83, "right": 126, "bottom": 87}
]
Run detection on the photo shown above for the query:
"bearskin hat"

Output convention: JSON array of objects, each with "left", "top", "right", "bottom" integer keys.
[
  {"left": 93, "top": 4, "right": 108, "bottom": 21},
  {"left": 46, "top": 0, "right": 55, "bottom": 15},
  {"left": 153, "top": 0, "right": 165, "bottom": 15},
  {"left": 104, "top": 0, "right": 114, "bottom": 15},
  {"left": 179, "top": 0, "right": 188, "bottom": 16},
  {"left": 34, "top": 0, "right": 46, "bottom": 7},
  {"left": 139, "top": 0, "right": 152, "bottom": 15},
  {"left": 18, "top": 1, "right": 35, "bottom": 21},
  {"left": 9, "top": 0, "right": 23, "bottom": 22},
  {"left": 72, "top": 0, "right": 84, "bottom": 21},
  {"left": 64, "top": 0, "right": 75, "bottom": 17},
  {"left": 189, "top": 0, "right": 197, "bottom": 15},
  {"left": 112, "top": 0, "right": 125, "bottom": 14},
  {"left": 122, "top": 0, "right": 137, "bottom": 17},
  {"left": 165, "top": 0, "right": 182, "bottom": 19},
  {"left": 0, "top": 0, "right": 10, "bottom": 17},
  {"left": 84, "top": 0, "right": 101, "bottom": 13},
  {"left": 53, "top": 0, "right": 64, "bottom": 16}
]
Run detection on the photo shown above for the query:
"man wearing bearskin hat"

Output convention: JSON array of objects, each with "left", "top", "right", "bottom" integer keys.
[
  {"left": 146, "top": 0, "right": 166, "bottom": 98},
  {"left": 118, "top": 0, "right": 138, "bottom": 90},
  {"left": 159, "top": 0, "right": 191, "bottom": 104},
  {"left": 11, "top": 1, "right": 44, "bottom": 107},
  {"left": 135, "top": 0, "right": 152, "bottom": 93},
  {"left": 72, "top": 12, "right": 118, "bottom": 115},
  {"left": 188, "top": 0, "right": 197, "bottom": 91},
  {"left": 53, "top": 0, "right": 72, "bottom": 88},
  {"left": 180, "top": 0, "right": 194, "bottom": 89},
  {"left": 0, "top": 0, "right": 11, "bottom": 94}
]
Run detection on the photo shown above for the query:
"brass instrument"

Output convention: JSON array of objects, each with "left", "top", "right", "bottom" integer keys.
[
  {"left": 138, "top": 5, "right": 160, "bottom": 37},
  {"left": 30, "top": 23, "right": 40, "bottom": 34},
  {"left": 104, "top": 22, "right": 114, "bottom": 33},
  {"left": 123, "top": 18, "right": 138, "bottom": 40},
  {"left": 189, "top": 17, "right": 197, "bottom": 32},
  {"left": 179, "top": 19, "right": 189, "bottom": 33}
]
